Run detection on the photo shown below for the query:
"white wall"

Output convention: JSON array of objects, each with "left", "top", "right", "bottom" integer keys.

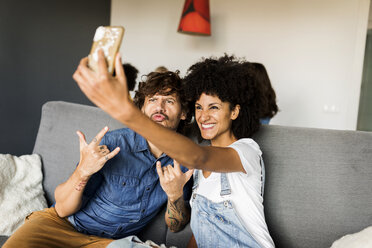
[{"left": 111, "top": 0, "right": 370, "bottom": 130}]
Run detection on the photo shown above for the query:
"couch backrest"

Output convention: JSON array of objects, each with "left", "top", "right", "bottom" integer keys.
[
  {"left": 253, "top": 125, "right": 372, "bottom": 248},
  {"left": 33, "top": 101, "right": 126, "bottom": 204},
  {"left": 33, "top": 101, "right": 372, "bottom": 248}
]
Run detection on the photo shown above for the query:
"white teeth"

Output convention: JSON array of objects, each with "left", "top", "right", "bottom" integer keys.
[{"left": 202, "top": 123, "right": 215, "bottom": 129}]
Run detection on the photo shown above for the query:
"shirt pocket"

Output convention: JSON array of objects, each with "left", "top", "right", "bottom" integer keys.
[{"left": 101, "top": 174, "right": 141, "bottom": 206}]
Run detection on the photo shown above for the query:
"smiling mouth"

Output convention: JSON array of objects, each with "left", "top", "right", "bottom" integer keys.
[{"left": 201, "top": 123, "right": 216, "bottom": 129}]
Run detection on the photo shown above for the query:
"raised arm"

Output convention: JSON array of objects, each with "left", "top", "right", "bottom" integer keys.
[
  {"left": 54, "top": 127, "right": 120, "bottom": 217},
  {"left": 156, "top": 160, "right": 193, "bottom": 232},
  {"left": 73, "top": 51, "right": 244, "bottom": 173}
]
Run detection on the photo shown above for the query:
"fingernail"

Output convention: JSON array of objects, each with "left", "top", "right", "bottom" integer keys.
[{"left": 104, "top": 126, "right": 108, "bottom": 131}]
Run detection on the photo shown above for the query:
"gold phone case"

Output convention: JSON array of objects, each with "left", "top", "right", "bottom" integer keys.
[{"left": 88, "top": 26, "right": 125, "bottom": 74}]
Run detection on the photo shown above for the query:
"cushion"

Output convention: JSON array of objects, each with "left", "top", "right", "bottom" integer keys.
[
  {"left": 331, "top": 226, "right": 372, "bottom": 248},
  {"left": 0, "top": 154, "right": 47, "bottom": 235}
]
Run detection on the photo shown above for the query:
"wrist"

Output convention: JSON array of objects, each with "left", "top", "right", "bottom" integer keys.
[
  {"left": 168, "top": 193, "right": 183, "bottom": 203},
  {"left": 112, "top": 100, "right": 136, "bottom": 123},
  {"left": 74, "top": 167, "right": 91, "bottom": 192},
  {"left": 76, "top": 165, "right": 92, "bottom": 181}
]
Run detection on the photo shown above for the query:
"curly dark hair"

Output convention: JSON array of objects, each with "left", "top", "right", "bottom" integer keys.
[
  {"left": 113, "top": 63, "right": 138, "bottom": 91},
  {"left": 252, "top": 63, "right": 278, "bottom": 118},
  {"left": 133, "top": 70, "right": 191, "bottom": 134},
  {"left": 123, "top": 63, "right": 139, "bottom": 91},
  {"left": 183, "top": 55, "right": 266, "bottom": 139}
]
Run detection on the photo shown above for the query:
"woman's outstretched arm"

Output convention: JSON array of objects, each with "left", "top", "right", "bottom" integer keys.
[{"left": 73, "top": 51, "right": 244, "bottom": 173}]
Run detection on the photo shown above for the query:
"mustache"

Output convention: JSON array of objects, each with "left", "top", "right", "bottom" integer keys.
[{"left": 150, "top": 112, "right": 169, "bottom": 120}]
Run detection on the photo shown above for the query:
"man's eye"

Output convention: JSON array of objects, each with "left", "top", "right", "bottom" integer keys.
[
  {"left": 166, "top": 100, "right": 175, "bottom": 104},
  {"left": 210, "top": 106, "right": 219, "bottom": 110},
  {"left": 149, "top": 98, "right": 156, "bottom": 102}
]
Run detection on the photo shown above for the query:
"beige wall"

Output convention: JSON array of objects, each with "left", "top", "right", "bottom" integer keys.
[
  {"left": 111, "top": 0, "right": 370, "bottom": 130},
  {"left": 369, "top": 0, "right": 372, "bottom": 28}
]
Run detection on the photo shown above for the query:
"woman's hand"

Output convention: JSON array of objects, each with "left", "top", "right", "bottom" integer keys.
[
  {"left": 156, "top": 160, "right": 194, "bottom": 202},
  {"left": 76, "top": 126, "right": 120, "bottom": 179},
  {"left": 73, "top": 50, "right": 135, "bottom": 121}
]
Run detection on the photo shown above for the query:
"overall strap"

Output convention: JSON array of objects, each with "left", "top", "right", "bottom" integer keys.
[
  {"left": 260, "top": 156, "right": 265, "bottom": 197},
  {"left": 220, "top": 173, "right": 232, "bottom": 196},
  {"left": 192, "top": 169, "right": 200, "bottom": 190}
]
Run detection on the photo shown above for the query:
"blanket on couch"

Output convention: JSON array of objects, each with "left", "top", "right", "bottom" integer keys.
[{"left": 0, "top": 154, "right": 47, "bottom": 235}]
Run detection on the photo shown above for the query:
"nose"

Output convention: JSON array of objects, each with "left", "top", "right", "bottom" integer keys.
[
  {"left": 155, "top": 99, "right": 166, "bottom": 112},
  {"left": 197, "top": 109, "right": 210, "bottom": 123}
]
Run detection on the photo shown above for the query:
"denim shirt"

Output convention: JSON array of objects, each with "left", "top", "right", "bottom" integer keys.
[{"left": 68, "top": 128, "right": 192, "bottom": 239}]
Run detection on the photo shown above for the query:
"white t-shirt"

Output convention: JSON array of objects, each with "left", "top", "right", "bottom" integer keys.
[{"left": 191, "top": 138, "right": 275, "bottom": 248}]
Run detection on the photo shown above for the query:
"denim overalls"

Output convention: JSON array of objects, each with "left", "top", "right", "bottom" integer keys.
[{"left": 190, "top": 170, "right": 263, "bottom": 248}]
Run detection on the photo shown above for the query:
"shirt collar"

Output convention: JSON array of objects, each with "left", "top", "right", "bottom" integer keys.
[
  {"left": 131, "top": 131, "right": 168, "bottom": 159},
  {"left": 132, "top": 132, "right": 149, "bottom": 152}
]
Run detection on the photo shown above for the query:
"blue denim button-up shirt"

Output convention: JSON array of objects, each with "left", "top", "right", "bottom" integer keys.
[{"left": 68, "top": 128, "right": 192, "bottom": 239}]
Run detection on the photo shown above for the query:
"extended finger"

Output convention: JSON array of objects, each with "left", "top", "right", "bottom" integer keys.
[
  {"left": 156, "top": 161, "right": 164, "bottom": 180},
  {"left": 97, "top": 49, "right": 109, "bottom": 76},
  {"left": 100, "top": 147, "right": 120, "bottom": 163},
  {"left": 185, "top": 169, "right": 194, "bottom": 181},
  {"left": 90, "top": 126, "right": 109, "bottom": 146},
  {"left": 76, "top": 131, "right": 88, "bottom": 148},
  {"left": 173, "top": 160, "right": 182, "bottom": 173}
]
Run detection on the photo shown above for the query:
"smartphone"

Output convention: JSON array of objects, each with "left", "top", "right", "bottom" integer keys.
[{"left": 88, "top": 26, "right": 125, "bottom": 74}]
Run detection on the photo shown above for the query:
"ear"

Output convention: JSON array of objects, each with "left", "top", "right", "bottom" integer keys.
[
  {"left": 230, "top": 104, "right": 240, "bottom": 121},
  {"left": 180, "top": 111, "right": 187, "bottom": 120}
]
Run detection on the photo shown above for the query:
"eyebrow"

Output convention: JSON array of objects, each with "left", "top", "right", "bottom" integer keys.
[
  {"left": 151, "top": 96, "right": 176, "bottom": 100},
  {"left": 195, "top": 102, "right": 222, "bottom": 106},
  {"left": 165, "top": 96, "right": 176, "bottom": 101}
]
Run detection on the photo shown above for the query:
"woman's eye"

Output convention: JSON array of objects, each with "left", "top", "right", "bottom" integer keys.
[
  {"left": 166, "top": 100, "right": 174, "bottom": 104},
  {"left": 210, "top": 106, "right": 218, "bottom": 110},
  {"left": 149, "top": 98, "right": 156, "bottom": 102},
  {"left": 195, "top": 106, "right": 202, "bottom": 110}
]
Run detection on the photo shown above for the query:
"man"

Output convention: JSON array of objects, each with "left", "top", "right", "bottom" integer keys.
[{"left": 4, "top": 70, "right": 193, "bottom": 248}]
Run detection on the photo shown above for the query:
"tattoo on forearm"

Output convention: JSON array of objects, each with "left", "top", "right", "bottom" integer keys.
[
  {"left": 166, "top": 197, "right": 190, "bottom": 232},
  {"left": 75, "top": 179, "right": 88, "bottom": 191}
]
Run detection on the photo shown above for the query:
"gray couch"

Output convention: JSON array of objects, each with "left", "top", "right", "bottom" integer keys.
[{"left": 1, "top": 101, "right": 372, "bottom": 248}]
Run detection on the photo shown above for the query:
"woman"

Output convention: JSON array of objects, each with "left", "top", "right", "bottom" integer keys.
[
  {"left": 73, "top": 51, "right": 274, "bottom": 247},
  {"left": 181, "top": 56, "right": 274, "bottom": 248}
]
